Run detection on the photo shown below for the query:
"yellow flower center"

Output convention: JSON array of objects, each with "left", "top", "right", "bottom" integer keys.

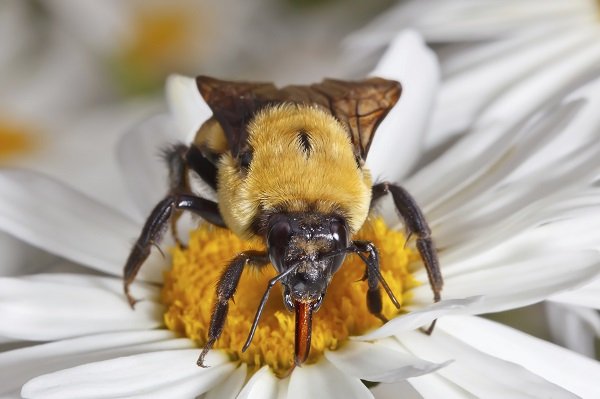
[
  {"left": 0, "top": 120, "right": 37, "bottom": 163},
  {"left": 162, "top": 217, "right": 420, "bottom": 376},
  {"left": 111, "top": 6, "right": 211, "bottom": 95}
]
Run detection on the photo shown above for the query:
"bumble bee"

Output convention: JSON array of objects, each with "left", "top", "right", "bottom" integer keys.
[{"left": 123, "top": 76, "right": 443, "bottom": 367}]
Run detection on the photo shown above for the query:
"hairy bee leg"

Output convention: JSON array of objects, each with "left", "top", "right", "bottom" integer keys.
[
  {"left": 372, "top": 182, "right": 443, "bottom": 333},
  {"left": 371, "top": 182, "right": 443, "bottom": 300},
  {"left": 197, "top": 251, "right": 269, "bottom": 368},
  {"left": 185, "top": 144, "right": 218, "bottom": 191},
  {"left": 164, "top": 144, "right": 198, "bottom": 247},
  {"left": 123, "top": 194, "right": 225, "bottom": 307},
  {"left": 352, "top": 240, "right": 400, "bottom": 323},
  {"left": 164, "top": 144, "right": 221, "bottom": 246}
]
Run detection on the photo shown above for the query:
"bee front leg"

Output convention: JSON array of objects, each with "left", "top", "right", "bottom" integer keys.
[
  {"left": 197, "top": 251, "right": 269, "bottom": 367},
  {"left": 351, "top": 240, "right": 400, "bottom": 323},
  {"left": 371, "top": 182, "right": 443, "bottom": 333},
  {"left": 123, "top": 194, "right": 225, "bottom": 307}
]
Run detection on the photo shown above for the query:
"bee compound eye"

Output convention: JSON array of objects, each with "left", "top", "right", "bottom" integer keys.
[
  {"left": 330, "top": 220, "right": 348, "bottom": 249},
  {"left": 267, "top": 217, "right": 292, "bottom": 267}
]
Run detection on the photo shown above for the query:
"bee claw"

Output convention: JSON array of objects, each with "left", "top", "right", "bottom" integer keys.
[
  {"left": 197, "top": 339, "right": 215, "bottom": 368},
  {"left": 126, "top": 294, "right": 141, "bottom": 309},
  {"left": 420, "top": 319, "right": 437, "bottom": 335},
  {"left": 150, "top": 241, "right": 166, "bottom": 258}
]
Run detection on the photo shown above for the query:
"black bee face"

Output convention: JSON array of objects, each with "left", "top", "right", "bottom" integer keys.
[
  {"left": 266, "top": 212, "right": 349, "bottom": 365},
  {"left": 267, "top": 213, "right": 349, "bottom": 303}
]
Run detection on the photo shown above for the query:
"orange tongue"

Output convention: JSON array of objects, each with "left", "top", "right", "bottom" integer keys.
[{"left": 294, "top": 300, "right": 313, "bottom": 366}]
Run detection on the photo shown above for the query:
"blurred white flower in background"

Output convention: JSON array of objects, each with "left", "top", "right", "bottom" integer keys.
[
  {"left": 344, "top": 0, "right": 600, "bottom": 360},
  {"left": 0, "top": 1, "right": 159, "bottom": 277}
]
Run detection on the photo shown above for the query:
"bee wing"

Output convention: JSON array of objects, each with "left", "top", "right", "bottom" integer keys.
[
  {"left": 303, "top": 78, "right": 402, "bottom": 160},
  {"left": 196, "top": 76, "right": 278, "bottom": 157},
  {"left": 196, "top": 76, "right": 401, "bottom": 160}
]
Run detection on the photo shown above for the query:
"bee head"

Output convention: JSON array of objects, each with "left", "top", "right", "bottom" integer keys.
[{"left": 266, "top": 212, "right": 349, "bottom": 365}]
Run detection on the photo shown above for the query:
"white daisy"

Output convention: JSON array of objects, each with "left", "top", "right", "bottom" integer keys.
[
  {"left": 41, "top": 0, "right": 273, "bottom": 96},
  {"left": 1, "top": 31, "right": 600, "bottom": 398},
  {"left": 345, "top": 0, "right": 600, "bottom": 358}
]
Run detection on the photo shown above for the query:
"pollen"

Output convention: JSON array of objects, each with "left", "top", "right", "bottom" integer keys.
[{"left": 161, "top": 217, "right": 420, "bottom": 376}]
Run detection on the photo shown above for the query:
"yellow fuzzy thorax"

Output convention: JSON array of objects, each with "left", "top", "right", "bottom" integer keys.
[
  {"left": 217, "top": 104, "right": 372, "bottom": 239},
  {"left": 162, "top": 217, "right": 420, "bottom": 376}
]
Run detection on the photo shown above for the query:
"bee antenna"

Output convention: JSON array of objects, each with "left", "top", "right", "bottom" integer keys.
[{"left": 242, "top": 260, "right": 304, "bottom": 352}]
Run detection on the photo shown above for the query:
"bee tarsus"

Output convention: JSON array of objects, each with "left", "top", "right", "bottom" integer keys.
[{"left": 371, "top": 182, "right": 443, "bottom": 303}]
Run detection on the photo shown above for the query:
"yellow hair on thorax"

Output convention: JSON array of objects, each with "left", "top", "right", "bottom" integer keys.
[{"left": 217, "top": 103, "right": 372, "bottom": 239}]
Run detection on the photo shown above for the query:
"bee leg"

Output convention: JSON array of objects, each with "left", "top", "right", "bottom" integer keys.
[
  {"left": 197, "top": 251, "right": 269, "bottom": 368},
  {"left": 164, "top": 144, "right": 221, "bottom": 247},
  {"left": 164, "top": 145, "right": 190, "bottom": 247},
  {"left": 123, "top": 194, "right": 225, "bottom": 308},
  {"left": 371, "top": 182, "right": 443, "bottom": 333},
  {"left": 185, "top": 144, "right": 218, "bottom": 191},
  {"left": 352, "top": 240, "right": 400, "bottom": 323}
]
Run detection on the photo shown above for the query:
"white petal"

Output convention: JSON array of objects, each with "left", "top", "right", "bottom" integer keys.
[
  {"left": 6, "top": 102, "right": 157, "bottom": 215},
  {"left": 404, "top": 115, "right": 525, "bottom": 214},
  {"left": 437, "top": 315, "right": 600, "bottom": 398},
  {"left": 0, "top": 231, "right": 57, "bottom": 276},
  {"left": 166, "top": 74, "right": 212, "bottom": 143},
  {"left": 413, "top": 1, "right": 592, "bottom": 42},
  {"left": 399, "top": 326, "right": 579, "bottom": 399},
  {"left": 407, "top": 35, "right": 600, "bottom": 211},
  {"left": 427, "top": 99, "right": 585, "bottom": 227},
  {"left": 438, "top": 23, "right": 569, "bottom": 78},
  {"left": 116, "top": 114, "right": 178, "bottom": 218},
  {"left": 0, "top": 274, "right": 161, "bottom": 341},
  {"left": 367, "top": 30, "right": 439, "bottom": 184},
  {"left": 21, "top": 349, "right": 231, "bottom": 399},
  {"left": 412, "top": 250, "right": 600, "bottom": 314},
  {"left": 325, "top": 340, "right": 448, "bottom": 383},
  {"left": 353, "top": 297, "right": 483, "bottom": 341},
  {"left": 117, "top": 113, "right": 217, "bottom": 217},
  {"left": 370, "top": 380, "right": 423, "bottom": 399},
  {"left": 428, "top": 27, "right": 596, "bottom": 146},
  {"left": 0, "top": 169, "right": 164, "bottom": 281},
  {"left": 503, "top": 74, "right": 600, "bottom": 184},
  {"left": 550, "top": 274, "right": 600, "bottom": 309},
  {"left": 406, "top": 372, "right": 472, "bottom": 399},
  {"left": 0, "top": 330, "right": 193, "bottom": 396},
  {"left": 237, "top": 366, "right": 279, "bottom": 399},
  {"left": 205, "top": 363, "right": 247, "bottom": 399},
  {"left": 433, "top": 152, "right": 600, "bottom": 252},
  {"left": 439, "top": 189, "right": 600, "bottom": 263},
  {"left": 475, "top": 30, "right": 600, "bottom": 130},
  {"left": 545, "top": 302, "right": 600, "bottom": 357},
  {"left": 287, "top": 359, "right": 373, "bottom": 399},
  {"left": 342, "top": 1, "right": 424, "bottom": 53}
]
